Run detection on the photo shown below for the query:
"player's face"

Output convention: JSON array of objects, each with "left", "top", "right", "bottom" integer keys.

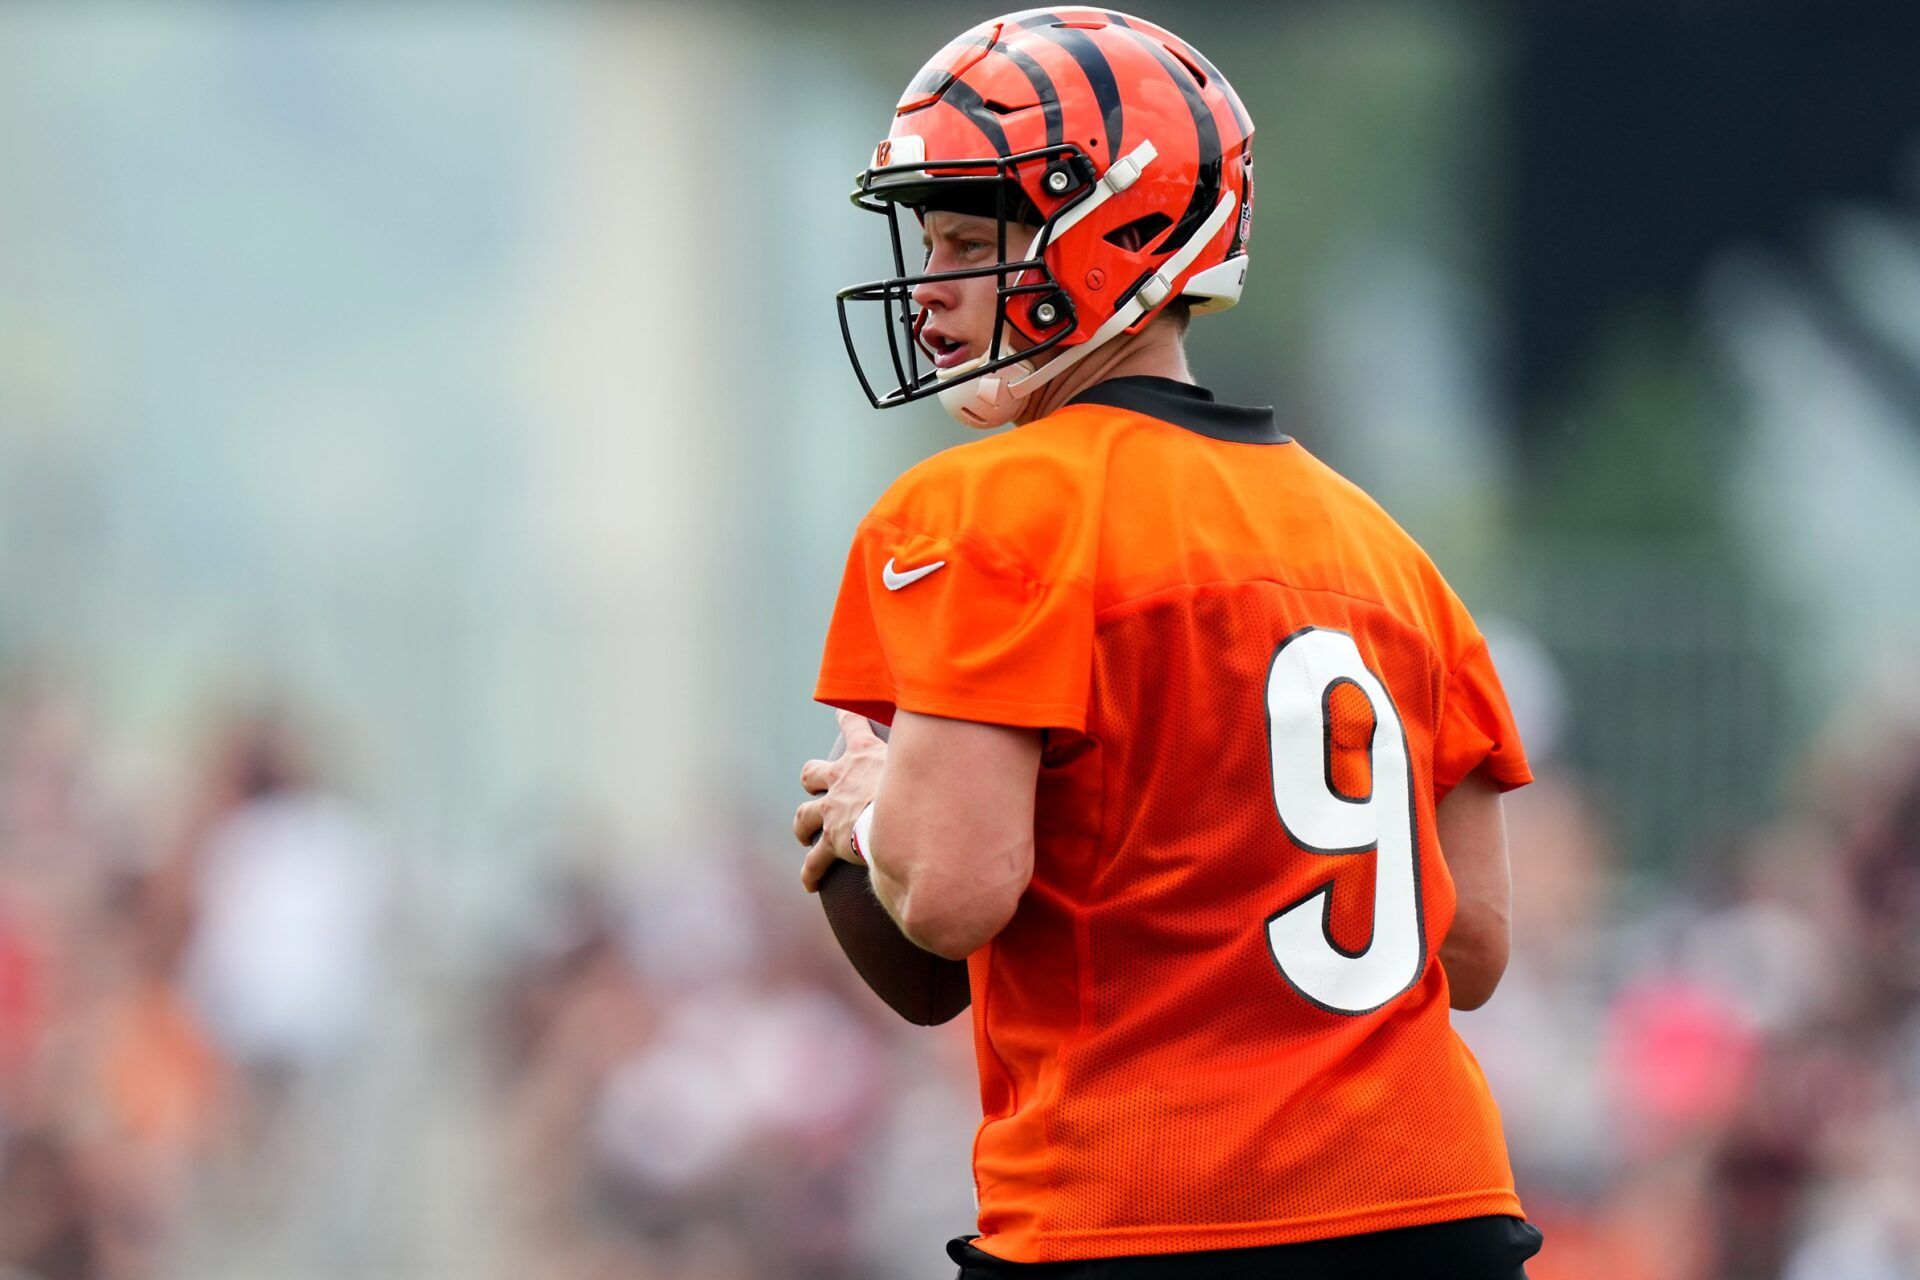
[{"left": 913, "top": 209, "right": 1041, "bottom": 370}]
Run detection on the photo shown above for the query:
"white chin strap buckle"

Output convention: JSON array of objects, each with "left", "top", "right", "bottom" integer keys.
[{"left": 1100, "top": 147, "right": 1152, "bottom": 193}]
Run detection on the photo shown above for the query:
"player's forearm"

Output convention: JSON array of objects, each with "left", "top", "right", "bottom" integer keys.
[
  {"left": 1440, "top": 909, "right": 1509, "bottom": 1010},
  {"left": 868, "top": 805, "right": 1029, "bottom": 960},
  {"left": 864, "top": 712, "right": 1040, "bottom": 960},
  {"left": 889, "top": 882, "right": 1015, "bottom": 961},
  {"left": 862, "top": 827, "right": 922, "bottom": 944},
  {"left": 1434, "top": 768, "right": 1512, "bottom": 1010}
]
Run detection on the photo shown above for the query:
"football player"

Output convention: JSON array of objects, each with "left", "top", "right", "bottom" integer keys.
[{"left": 794, "top": 10, "right": 1543, "bottom": 1278}]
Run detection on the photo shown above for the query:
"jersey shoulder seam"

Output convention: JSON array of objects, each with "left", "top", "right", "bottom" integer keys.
[{"left": 1442, "top": 631, "right": 1492, "bottom": 683}]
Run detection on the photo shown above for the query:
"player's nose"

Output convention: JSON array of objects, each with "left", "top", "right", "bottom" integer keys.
[{"left": 911, "top": 270, "right": 957, "bottom": 312}]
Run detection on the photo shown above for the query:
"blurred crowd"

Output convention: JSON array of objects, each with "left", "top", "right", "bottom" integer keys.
[
  {"left": 0, "top": 673, "right": 977, "bottom": 1280},
  {"left": 0, "top": 678, "right": 388, "bottom": 1280},
  {"left": 487, "top": 839, "right": 972, "bottom": 1280},
  {"left": 1461, "top": 646, "right": 1920, "bottom": 1280},
  {"left": 0, "top": 660, "right": 1915, "bottom": 1280}
]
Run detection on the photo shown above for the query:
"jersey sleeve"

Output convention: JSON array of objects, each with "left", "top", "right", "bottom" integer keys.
[
  {"left": 1433, "top": 634, "right": 1532, "bottom": 797},
  {"left": 813, "top": 457, "right": 1095, "bottom": 733}
]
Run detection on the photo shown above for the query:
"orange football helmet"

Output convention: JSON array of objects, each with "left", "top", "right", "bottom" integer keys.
[{"left": 837, "top": 9, "right": 1256, "bottom": 427}]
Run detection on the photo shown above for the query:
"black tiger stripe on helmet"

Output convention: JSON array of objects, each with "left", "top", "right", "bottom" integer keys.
[
  {"left": 839, "top": 9, "right": 1257, "bottom": 421},
  {"left": 1015, "top": 13, "right": 1124, "bottom": 160},
  {"left": 1105, "top": 23, "right": 1224, "bottom": 254}
]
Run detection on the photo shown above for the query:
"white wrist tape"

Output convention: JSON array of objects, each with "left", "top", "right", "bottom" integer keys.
[{"left": 850, "top": 801, "right": 877, "bottom": 866}]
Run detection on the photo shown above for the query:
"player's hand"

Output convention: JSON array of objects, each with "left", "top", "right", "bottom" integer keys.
[{"left": 795, "top": 710, "right": 888, "bottom": 892}]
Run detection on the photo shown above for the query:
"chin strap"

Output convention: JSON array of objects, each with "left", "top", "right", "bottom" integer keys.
[
  {"left": 1020, "top": 140, "right": 1158, "bottom": 260},
  {"left": 936, "top": 355, "right": 1035, "bottom": 428},
  {"left": 1009, "top": 188, "right": 1239, "bottom": 402}
]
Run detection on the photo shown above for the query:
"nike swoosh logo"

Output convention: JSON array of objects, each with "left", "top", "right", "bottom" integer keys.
[{"left": 882, "top": 557, "right": 947, "bottom": 590}]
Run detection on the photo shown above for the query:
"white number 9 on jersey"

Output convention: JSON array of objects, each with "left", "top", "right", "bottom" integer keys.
[{"left": 1263, "top": 627, "right": 1425, "bottom": 1015}]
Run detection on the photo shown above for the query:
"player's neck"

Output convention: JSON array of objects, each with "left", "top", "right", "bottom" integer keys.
[{"left": 1015, "top": 318, "right": 1193, "bottom": 426}]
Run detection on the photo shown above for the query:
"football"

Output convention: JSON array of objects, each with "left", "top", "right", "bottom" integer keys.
[{"left": 815, "top": 720, "right": 971, "bottom": 1026}]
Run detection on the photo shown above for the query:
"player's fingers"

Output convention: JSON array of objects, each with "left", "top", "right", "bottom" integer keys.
[
  {"left": 838, "top": 709, "right": 881, "bottom": 746},
  {"left": 798, "top": 758, "right": 834, "bottom": 795},
  {"left": 799, "top": 837, "right": 839, "bottom": 893},
  {"left": 792, "top": 799, "right": 825, "bottom": 848}
]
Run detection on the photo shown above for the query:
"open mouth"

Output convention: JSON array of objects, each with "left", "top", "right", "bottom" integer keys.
[{"left": 920, "top": 330, "right": 972, "bottom": 371}]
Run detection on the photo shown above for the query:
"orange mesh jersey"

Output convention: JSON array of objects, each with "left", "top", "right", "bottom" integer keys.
[{"left": 815, "top": 378, "right": 1532, "bottom": 1264}]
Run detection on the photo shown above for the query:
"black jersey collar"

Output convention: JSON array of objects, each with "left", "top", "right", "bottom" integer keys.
[{"left": 1067, "top": 376, "right": 1287, "bottom": 444}]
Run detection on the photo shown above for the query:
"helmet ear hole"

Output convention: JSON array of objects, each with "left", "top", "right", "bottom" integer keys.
[{"left": 1103, "top": 213, "right": 1172, "bottom": 253}]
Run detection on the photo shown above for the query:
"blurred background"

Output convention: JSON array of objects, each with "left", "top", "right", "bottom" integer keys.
[{"left": 0, "top": 2, "right": 1917, "bottom": 1277}]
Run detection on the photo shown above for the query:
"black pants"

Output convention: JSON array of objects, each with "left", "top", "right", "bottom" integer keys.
[{"left": 949, "top": 1215, "right": 1542, "bottom": 1280}]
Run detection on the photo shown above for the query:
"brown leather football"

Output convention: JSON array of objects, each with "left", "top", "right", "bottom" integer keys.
[{"left": 815, "top": 721, "right": 971, "bottom": 1026}]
